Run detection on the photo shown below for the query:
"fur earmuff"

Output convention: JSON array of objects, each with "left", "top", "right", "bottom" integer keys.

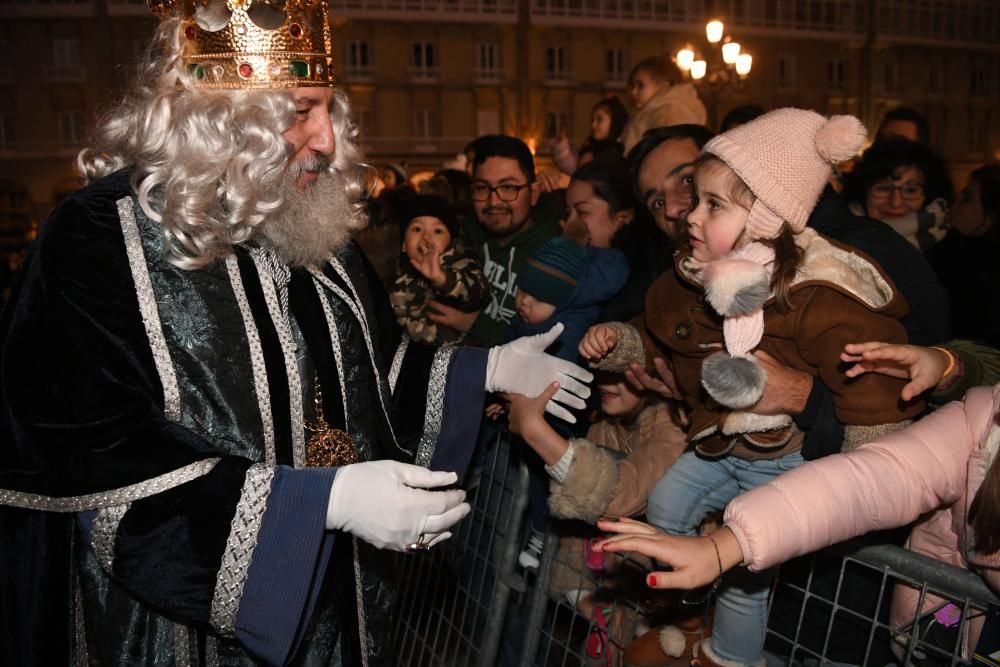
[
  {"left": 701, "top": 352, "right": 766, "bottom": 410},
  {"left": 703, "top": 258, "right": 769, "bottom": 317}
]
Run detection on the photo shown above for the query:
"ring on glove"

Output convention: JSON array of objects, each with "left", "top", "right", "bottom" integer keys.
[{"left": 405, "top": 534, "right": 432, "bottom": 553}]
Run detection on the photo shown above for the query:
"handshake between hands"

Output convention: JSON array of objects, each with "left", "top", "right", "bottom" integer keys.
[{"left": 327, "top": 324, "right": 595, "bottom": 553}]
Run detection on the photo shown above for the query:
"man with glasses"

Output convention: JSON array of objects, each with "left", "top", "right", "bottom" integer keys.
[{"left": 429, "top": 135, "right": 561, "bottom": 346}]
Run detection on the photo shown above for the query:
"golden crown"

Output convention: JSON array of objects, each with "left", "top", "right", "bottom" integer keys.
[{"left": 148, "top": 0, "right": 335, "bottom": 89}]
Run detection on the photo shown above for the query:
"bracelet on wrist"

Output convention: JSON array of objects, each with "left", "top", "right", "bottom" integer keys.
[{"left": 706, "top": 533, "right": 724, "bottom": 591}]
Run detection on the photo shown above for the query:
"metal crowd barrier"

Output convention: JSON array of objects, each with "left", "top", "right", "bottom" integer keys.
[{"left": 392, "top": 430, "right": 999, "bottom": 667}]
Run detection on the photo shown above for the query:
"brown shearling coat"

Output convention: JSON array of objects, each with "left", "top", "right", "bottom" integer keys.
[{"left": 603, "top": 229, "right": 925, "bottom": 458}]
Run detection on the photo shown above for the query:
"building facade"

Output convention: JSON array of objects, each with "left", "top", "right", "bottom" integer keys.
[{"left": 0, "top": 0, "right": 997, "bottom": 216}]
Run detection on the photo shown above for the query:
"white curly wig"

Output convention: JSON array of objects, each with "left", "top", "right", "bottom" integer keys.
[{"left": 78, "top": 18, "right": 368, "bottom": 269}]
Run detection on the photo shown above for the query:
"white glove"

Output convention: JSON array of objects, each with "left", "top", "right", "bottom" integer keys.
[
  {"left": 326, "top": 460, "right": 470, "bottom": 552},
  {"left": 486, "top": 322, "right": 594, "bottom": 423}
]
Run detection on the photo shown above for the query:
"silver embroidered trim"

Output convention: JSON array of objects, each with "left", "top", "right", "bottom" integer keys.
[
  {"left": 311, "top": 268, "right": 401, "bottom": 450},
  {"left": 174, "top": 624, "right": 191, "bottom": 667},
  {"left": 353, "top": 538, "right": 370, "bottom": 667},
  {"left": 251, "top": 252, "right": 306, "bottom": 468},
  {"left": 205, "top": 635, "right": 220, "bottom": 667},
  {"left": 74, "top": 571, "right": 87, "bottom": 667},
  {"left": 327, "top": 258, "right": 396, "bottom": 408},
  {"left": 312, "top": 280, "right": 350, "bottom": 430},
  {"left": 226, "top": 256, "right": 277, "bottom": 466},
  {"left": 90, "top": 503, "right": 130, "bottom": 572},
  {"left": 117, "top": 197, "right": 181, "bottom": 423},
  {"left": 388, "top": 337, "right": 409, "bottom": 394},
  {"left": 0, "top": 459, "right": 221, "bottom": 512},
  {"left": 209, "top": 464, "right": 274, "bottom": 638},
  {"left": 415, "top": 346, "right": 455, "bottom": 467}
]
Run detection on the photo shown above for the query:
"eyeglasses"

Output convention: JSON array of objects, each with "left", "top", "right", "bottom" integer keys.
[
  {"left": 470, "top": 181, "right": 532, "bottom": 202},
  {"left": 870, "top": 181, "right": 926, "bottom": 202}
]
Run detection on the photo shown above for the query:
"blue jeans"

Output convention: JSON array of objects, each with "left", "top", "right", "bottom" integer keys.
[{"left": 646, "top": 449, "right": 805, "bottom": 665}]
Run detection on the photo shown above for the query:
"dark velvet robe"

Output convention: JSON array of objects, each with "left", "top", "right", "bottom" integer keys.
[{"left": 0, "top": 170, "right": 486, "bottom": 666}]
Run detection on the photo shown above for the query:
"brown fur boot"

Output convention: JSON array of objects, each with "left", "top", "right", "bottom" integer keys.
[
  {"left": 623, "top": 613, "right": 713, "bottom": 667},
  {"left": 689, "top": 638, "right": 766, "bottom": 667}
]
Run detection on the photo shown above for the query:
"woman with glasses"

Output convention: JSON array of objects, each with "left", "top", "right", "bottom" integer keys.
[
  {"left": 926, "top": 165, "right": 1000, "bottom": 346},
  {"left": 844, "top": 138, "right": 954, "bottom": 252}
]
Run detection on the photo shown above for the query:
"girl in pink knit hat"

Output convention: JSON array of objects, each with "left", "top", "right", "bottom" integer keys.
[{"left": 578, "top": 108, "right": 926, "bottom": 667}]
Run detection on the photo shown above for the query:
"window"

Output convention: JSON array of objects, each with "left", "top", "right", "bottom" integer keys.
[
  {"left": 777, "top": 55, "right": 796, "bottom": 90},
  {"left": 476, "top": 43, "right": 501, "bottom": 81},
  {"left": 410, "top": 42, "right": 438, "bottom": 81},
  {"left": 545, "top": 46, "right": 568, "bottom": 82},
  {"left": 970, "top": 109, "right": 991, "bottom": 152},
  {"left": 53, "top": 38, "right": 80, "bottom": 67},
  {"left": 477, "top": 43, "right": 498, "bottom": 71},
  {"left": 348, "top": 41, "right": 372, "bottom": 68},
  {"left": 412, "top": 42, "right": 436, "bottom": 69},
  {"left": 354, "top": 109, "right": 374, "bottom": 137},
  {"left": 970, "top": 58, "right": 987, "bottom": 97},
  {"left": 883, "top": 61, "right": 899, "bottom": 93},
  {"left": 545, "top": 111, "right": 567, "bottom": 138},
  {"left": 605, "top": 47, "right": 625, "bottom": 85},
  {"left": 928, "top": 62, "right": 944, "bottom": 93},
  {"left": 413, "top": 108, "right": 439, "bottom": 139},
  {"left": 0, "top": 111, "right": 13, "bottom": 149},
  {"left": 827, "top": 59, "right": 846, "bottom": 90},
  {"left": 345, "top": 40, "right": 374, "bottom": 80},
  {"left": 58, "top": 109, "right": 85, "bottom": 146}
]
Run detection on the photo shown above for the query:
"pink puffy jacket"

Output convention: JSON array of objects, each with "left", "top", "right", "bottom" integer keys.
[{"left": 725, "top": 385, "right": 1000, "bottom": 655}]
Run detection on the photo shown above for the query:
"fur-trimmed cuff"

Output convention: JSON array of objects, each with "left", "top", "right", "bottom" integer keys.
[
  {"left": 842, "top": 420, "right": 913, "bottom": 452},
  {"left": 694, "top": 639, "right": 766, "bottom": 667},
  {"left": 590, "top": 322, "right": 646, "bottom": 372},
  {"left": 721, "top": 412, "right": 792, "bottom": 437},
  {"left": 548, "top": 438, "right": 619, "bottom": 522}
]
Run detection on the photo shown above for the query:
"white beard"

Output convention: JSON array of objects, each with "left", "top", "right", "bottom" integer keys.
[{"left": 259, "top": 165, "right": 366, "bottom": 268}]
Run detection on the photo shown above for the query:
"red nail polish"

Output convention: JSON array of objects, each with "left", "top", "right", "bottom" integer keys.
[{"left": 647, "top": 574, "right": 657, "bottom": 586}]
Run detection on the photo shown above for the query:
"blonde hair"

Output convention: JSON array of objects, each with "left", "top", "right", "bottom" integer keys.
[{"left": 78, "top": 18, "right": 367, "bottom": 269}]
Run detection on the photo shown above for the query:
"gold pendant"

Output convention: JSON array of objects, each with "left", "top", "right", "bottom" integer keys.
[
  {"left": 305, "top": 373, "right": 359, "bottom": 467},
  {"left": 306, "top": 422, "right": 359, "bottom": 467}
]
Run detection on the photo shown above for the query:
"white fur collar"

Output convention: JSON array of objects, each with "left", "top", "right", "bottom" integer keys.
[{"left": 679, "top": 228, "right": 895, "bottom": 310}]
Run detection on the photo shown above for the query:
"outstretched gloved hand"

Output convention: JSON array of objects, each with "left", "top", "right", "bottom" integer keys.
[
  {"left": 326, "top": 461, "right": 470, "bottom": 552},
  {"left": 486, "top": 323, "right": 594, "bottom": 423}
]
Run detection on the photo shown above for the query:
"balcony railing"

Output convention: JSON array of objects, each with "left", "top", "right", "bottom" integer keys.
[
  {"left": 530, "top": 0, "right": 867, "bottom": 38},
  {"left": 356, "top": 136, "right": 473, "bottom": 155},
  {"left": 44, "top": 65, "right": 86, "bottom": 82},
  {"left": 472, "top": 67, "right": 503, "bottom": 84},
  {"left": 342, "top": 65, "right": 377, "bottom": 82},
  {"left": 407, "top": 65, "right": 441, "bottom": 83},
  {"left": 105, "top": 0, "right": 148, "bottom": 15},
  {"left": 543, "top": 70, "right": 575, "bottom": 86},
  {"left": 327, "top": 0, "right": 516, "bottom": 22},
  {"left": 0, "top": 0, "right": 94, "bottom": 17}
]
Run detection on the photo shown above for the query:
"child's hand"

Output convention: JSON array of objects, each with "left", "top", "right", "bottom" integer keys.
[
  {"left": 579, "top": 325, "right": 619, "bottom": 361},
  {"left": 841, "top": 342, "right": 951, "bottom": 401},
  {"left": 593, "top": 518, "right": 743, "bottom": 590},
  {"left": 411, "top": 239, "right": 446, "bottom": 286},
  {"left": 505, "top": 382, "right": 559, "bottom": 439},
  {"left": 485, "top": 403, "right": 506, "bottom": 420}
]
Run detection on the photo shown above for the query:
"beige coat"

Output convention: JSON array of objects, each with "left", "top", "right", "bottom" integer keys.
[{"left": 549, "top": 402, "right": 688, "bottom": 522}]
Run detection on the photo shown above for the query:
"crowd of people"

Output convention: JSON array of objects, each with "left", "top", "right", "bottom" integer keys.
[
  {"left": 0, "top": 3, "right": 997, "bottom": 664},
  {"left": 364, "top": 55, "right": 999, "bottom": 667}
]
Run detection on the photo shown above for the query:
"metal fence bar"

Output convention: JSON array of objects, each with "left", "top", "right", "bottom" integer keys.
[
  {"left": 477, "top": 458, "right": 530, "bottom": 665},
  {"left": 393, "top": 430, "right": 533, "bottom": 666},
  {"left": 393, "top": 428, "right": 998, "bottom": 667}
]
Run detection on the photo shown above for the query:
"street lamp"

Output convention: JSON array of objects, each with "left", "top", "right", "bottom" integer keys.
[{"left": 674, "top": 19, "right": 753, "bottom": 128}]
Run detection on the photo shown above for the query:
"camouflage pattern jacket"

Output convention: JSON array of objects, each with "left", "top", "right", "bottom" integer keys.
[{"left": 390, "top": 244, "right": 490, "bottom": 346}]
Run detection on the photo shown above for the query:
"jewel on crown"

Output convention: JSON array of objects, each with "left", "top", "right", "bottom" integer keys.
[{"left": 147, "top": 0, "right": 336, "bottom": 89}]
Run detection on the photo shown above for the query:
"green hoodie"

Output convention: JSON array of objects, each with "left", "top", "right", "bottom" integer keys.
[{"left": 461, "top": 212, "right": 562, "bottom": 346}]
